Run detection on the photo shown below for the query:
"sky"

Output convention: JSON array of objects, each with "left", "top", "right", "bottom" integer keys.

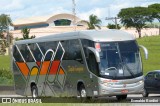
[{"left": 0, "top": 0, "right": 159, "bottom": 25}]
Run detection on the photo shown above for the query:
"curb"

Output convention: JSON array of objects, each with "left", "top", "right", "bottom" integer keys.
[{"left": 0, "top": 86, "right": 14, "bottom": 91}]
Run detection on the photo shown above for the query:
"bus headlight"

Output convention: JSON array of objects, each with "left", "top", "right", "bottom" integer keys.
[
  {"left": 139, "top": 80, "right": 144, "bottom": 84},
  {"left": 100, "top": 81, "right": 109, "bottom": 86}
]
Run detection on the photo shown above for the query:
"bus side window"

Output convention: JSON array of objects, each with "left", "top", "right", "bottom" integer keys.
[
  {"left": 38, "top": 42, "right": 46, "bottom": 56},
  {"left": 18, "top": 44, "right": 34, "bottom": 62},
  {"left": 88, "top": 53, "right": 99, "bottom": 76},
  {"left": 29, "top": 43, "right": 43, "bottom": 62},
  {"left": 13, "top": 45, "right": 23, "bottom": 62},
  {"left": 81, "top": 39, "right": 94, "bottom": 58},
  {"left": 61, "top": 40, "right": 69, "bottom": 60},
  {"left": 81, "top": 39, "right": 99, "bottom": 75},
  {"left": 69, "top": 39, "right": 83, "bottom": 63}
]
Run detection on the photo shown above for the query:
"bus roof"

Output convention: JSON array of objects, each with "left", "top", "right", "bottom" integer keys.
[{"left": 14, "top": 29, "right": 135, "bottom": 45}]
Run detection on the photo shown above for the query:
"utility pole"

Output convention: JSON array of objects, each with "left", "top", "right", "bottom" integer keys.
[
  {"left": 105, "top": 17, "right": 119, "bottom": 29},
  {"left": 72, "top": 0, "right": 76, "bottom": 31},
  {"left": 6, "top": 15, "right": 12, "bottom": 72}
]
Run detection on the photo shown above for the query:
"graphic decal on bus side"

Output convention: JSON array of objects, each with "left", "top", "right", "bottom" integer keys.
[{"left": 13, "top": 42, "right": 66, "bottom": 96}]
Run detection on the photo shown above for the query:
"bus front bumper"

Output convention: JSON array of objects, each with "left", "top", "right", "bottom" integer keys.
[{"left": 98, "top": 81, "right": 144, "bottom": 96}]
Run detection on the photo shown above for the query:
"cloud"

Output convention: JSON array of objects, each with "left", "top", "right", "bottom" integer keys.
[
  {"left": 0, "top": 0, "right": 159, "bottom": 26},
  {"left": 0, "top": 0, "right": 25, "bottom": 12}
]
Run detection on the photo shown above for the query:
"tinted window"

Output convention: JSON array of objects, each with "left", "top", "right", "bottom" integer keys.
[
  {"left": 18, "top": 44, "right": 34, "bottom": 62},
  {"left": 155, "top": 72, "right": 160, "bottom": 79},
  {"left": 146, "top": 73, "right": 154, "bottom": 79},
  {"left": 29, "top": 43, "right": 43, "bottom": 61},
  {"left": 61, "top": 41, "right": 69, "bottom": 60},
  {"left": 38, "top": 42, "right": 46, "bottom": 55},
  {"left": 13, "top": 45, "right": 23, "bottom": 62},
  {"left": 81, "top": 39, "right": 94, "bottom": 57},
  {"left": 68, "top": 39, "right": 83, "bottom": 63}
]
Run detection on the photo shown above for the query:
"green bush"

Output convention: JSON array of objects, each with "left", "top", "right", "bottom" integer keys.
[{"left": 0, "top": 68, "right": 13, "bottom": 79}]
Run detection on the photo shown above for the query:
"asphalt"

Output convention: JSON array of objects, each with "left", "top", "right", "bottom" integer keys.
[{"left": 0, "top": 86, "right": 160, "bottom": 102}]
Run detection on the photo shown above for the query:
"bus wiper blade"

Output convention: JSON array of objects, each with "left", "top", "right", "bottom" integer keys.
[
  {"left": 105, "top": 67, "right": 118, "bottom": 79},
  {"left": 123, "top": 62, "right": 135, "bottom": 78}
]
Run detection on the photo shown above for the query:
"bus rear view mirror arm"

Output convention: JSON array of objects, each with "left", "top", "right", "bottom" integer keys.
[
  {"left": 139, "top": 45, "right": 148, "bottom": 60},
  {"left": 87, "top": 47, "right": 100, "bottom": 62}
]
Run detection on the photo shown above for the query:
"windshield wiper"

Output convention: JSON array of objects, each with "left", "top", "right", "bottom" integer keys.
[
  {"left": 105, "top": 67, "right": 118, "bottom": 79},
  {"left": 122, "top": 61, "right": 135, "bottom": 78}
]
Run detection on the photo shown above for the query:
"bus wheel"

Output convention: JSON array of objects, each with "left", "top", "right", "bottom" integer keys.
[
  {"left": 78, "top": 84, "right": 89, "bottom": 102},
  {"left": 80, "top": 84, "right": 87, "bottom": 98},
  {"left": 31, "top": 85, "right": 38, "bottom": 98},
  {"left": 116, "top": 95, "right": 127, "bottom": 101},
  {"left": 142, "top": 88, "right": 148, "bottom": 97}
]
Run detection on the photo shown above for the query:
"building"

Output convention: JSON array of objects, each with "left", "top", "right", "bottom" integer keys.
[
  {"left": 10, "top": 13, "right": 159, "bottom": 39},
  {"left": 11, "top": 13, "right": 88, "bottom": 38}
]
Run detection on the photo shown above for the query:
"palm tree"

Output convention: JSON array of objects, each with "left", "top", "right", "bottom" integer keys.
[
  {"left": 82, "top": 14, "right": 102, "bottom": 29},
  {"left": 21, "top": 27, "right": 35, "bottom": 39}
]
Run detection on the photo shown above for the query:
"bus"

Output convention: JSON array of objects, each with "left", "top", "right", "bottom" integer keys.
[{"left": 12, "top": 29, "right": 148, "bottom": 100}]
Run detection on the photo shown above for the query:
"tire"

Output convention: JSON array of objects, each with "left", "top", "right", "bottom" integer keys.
[
  {"left": 31, "top": 85, "right": 38, "bottom": 98},
  {"left": 142, "top": 88, "right": 149, "bottom": 97},
  {"left": 116, "top": 95, "right": 127, "bottom": 101},
  {"left": 78, "top": 84, "right": 89, "bottom": 102}
]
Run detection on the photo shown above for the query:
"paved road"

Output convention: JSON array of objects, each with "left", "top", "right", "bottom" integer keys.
[
  {"left": 0, "top": 93, "right": 159, "bottom": 98},
  {"left": 0, "top": 88, "right": 160, "bottom": 103}
]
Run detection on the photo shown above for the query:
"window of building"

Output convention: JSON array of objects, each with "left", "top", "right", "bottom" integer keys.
[
  {"left": 14, "top": 23, "right": 49, "bottom": 30},
  {"left": 54, "top": 19, "right": 71, "bottom": 26}
]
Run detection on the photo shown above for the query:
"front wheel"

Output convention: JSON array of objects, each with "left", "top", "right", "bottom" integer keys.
[
  {"left": 31, "top": 85, "right": 38, "bottom": 98},
  {"left": 142, "top": 88, "right": 149, "bottom": 97},
  {"left": 116, "top": 95, "right": 127, "bottom": 101},
  {"left": 79, "top": 84, "right": 87, "bottom": 98},
  {"left": 78, "top": 84, "right": 91, "bottom": 102}
]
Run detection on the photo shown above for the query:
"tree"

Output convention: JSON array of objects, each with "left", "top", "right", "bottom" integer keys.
[
  {"left": 107, "top": 23, "right": 121, "bottom": 29},
  {"left": 0, "top": 14, "right": 12, "bottom": 55},
  {"left": 81, "top": 14, "right": 102, "bottom": 29},
  {"left": 0, "top": 14, "right": 12, "bottom": 39},
  {"left": 21, "top": 27, "right": 35, "bottom": 40},
  {"left": 148, "top": 3, "right": 160, "bottom": 35},
  {"left": 118, "top": 7, "right": 154, "bottom": 38}
]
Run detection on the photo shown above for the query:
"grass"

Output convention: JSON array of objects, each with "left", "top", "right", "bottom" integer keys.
[
  {"left": 0, "top": 35, "right": 160, "bottom": 85},
  {"left": 0, "top": 103, "right": 131, "bottom": 106},
  {"left": 137, "top": 36, "right": 160, "bottom": 75},
  {"left": 0, "top": 55, "right": 13, "bottom": 86},
  {"left": 0, "top": 55, "right": 10, "bottom": 69}
]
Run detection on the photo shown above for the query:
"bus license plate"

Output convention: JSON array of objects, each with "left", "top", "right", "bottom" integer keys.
[{"left": 121, "top": 89, "right": 128, "bottom": 93}]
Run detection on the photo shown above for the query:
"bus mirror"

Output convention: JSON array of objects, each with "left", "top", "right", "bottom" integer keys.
[
  {"left": 139, "top": 45, "right": 148, "bottom": 60},
  {"left": 87, "top": 47, "right": 100, "bottom": 62}
]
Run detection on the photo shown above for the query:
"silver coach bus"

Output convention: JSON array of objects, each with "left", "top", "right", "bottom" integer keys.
[{"left": 12, "top": 30, "right": 148, "bottom": 100}]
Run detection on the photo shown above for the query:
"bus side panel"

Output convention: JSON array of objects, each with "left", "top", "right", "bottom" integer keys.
[
  {"left": 61, "top": 60, "right": 87, "bottom": 97},
  {"left": 13, "top": 61, "right": 26, "bottom": 96}
]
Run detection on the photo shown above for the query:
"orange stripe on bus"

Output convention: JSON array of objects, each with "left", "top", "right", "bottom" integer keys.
[
  {"left": 16, "top": 62, "right": 30, "bottom": 76},
  {"left": 40, "top": 61, "right": 50, "bottom": 75},
  {"left": 59, "top": 67, "right": 64, "bottom": 75},
  {"left": 49, "top": 61, "right": 60, "bottom": 75},
  {"left": 36, "top": 61, "right": 41, "bottom": 67}
]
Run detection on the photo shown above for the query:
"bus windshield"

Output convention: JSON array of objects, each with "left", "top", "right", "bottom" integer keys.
[{"left": 99, "top": 40, "right": 142, "bottom": 79}]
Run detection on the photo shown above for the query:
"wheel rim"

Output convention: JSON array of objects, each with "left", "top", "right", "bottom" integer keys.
[
  {"left": 143, "top": 89, "right": 147, "bottom": 96},
  {"left": 32, "top": 89, "right": 37, "bottom": 98},
  {"left": 81, "top": 89, "right": 86, "bottom": 97}
]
